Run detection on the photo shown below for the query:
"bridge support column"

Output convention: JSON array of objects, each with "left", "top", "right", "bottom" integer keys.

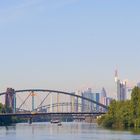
[
  {"left": 5, "top": 88, "right": 16, "bottom": 113},
  {"left": 13, "top": 92, "right": 16, "bottom": 113},
  {"left": 57, "top": 93, "right": 60, "bottom": 112},
  {"left": 31, "top": 91, "right": 35, "bottom": 111},
  {"left": 50, "top": 93, "right": 53, "bottom": 112}
]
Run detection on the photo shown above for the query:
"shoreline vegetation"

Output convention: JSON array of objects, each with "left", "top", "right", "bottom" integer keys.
[
  {"left": 0, "top": 103, "right": 13, "bottom": 126},
  {"left": 0, "top": 103, "right": 24, "bottom": 126},
  {"left": 97, "top": 86, "right": 140, "bottom": 129}
]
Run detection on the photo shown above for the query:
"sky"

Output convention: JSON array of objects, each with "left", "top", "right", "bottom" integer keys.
[{"left": 0, "top": 0, "right": 140, "bottom": 97}]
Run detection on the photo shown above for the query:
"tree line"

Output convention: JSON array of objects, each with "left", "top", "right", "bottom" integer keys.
[
  {"left": 0, "top": 103, "right": 13, "bottom": 125},
  {"left": 97, "top": 86, "right": 140, "bottom": 128},
  {"left": 0, "top": 103, "right": 25, "bottom": 125}
]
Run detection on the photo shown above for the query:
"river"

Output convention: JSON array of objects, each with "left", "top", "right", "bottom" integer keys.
[{"left": 0, "top": 122, "right": 139, "bottom": 140}]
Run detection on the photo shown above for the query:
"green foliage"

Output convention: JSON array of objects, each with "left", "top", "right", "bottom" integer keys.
[
  {"left": 100, "top": 115, "right": 114, "bottom": 128},
  {"left": 0, "top": 103, "right": 13, "bottom": 125},
  {"left": 131, "top": 87, "right": 140, "bottom": 127},
  {"left": 97, "top": 86, "right": 140, "bottom": 128}
]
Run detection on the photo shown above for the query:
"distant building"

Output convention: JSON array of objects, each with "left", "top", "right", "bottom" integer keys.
[
  {"left": 75, "top": 87, "right": 111, "bottom": 112},
  {"left": 117, "top": 80, "right": 127, "bottom": 101},
  {"left": 70, "top": 92, "right": 75, "bottom": 112},
  {"left": 81, "top": 92, "right": 88, "bottom": 112},
  {"left": 126, "top": 87, "right": 133, "bottom": 100},
  {"left": 137, "top": 82, "right": 140, "bottom": 88},
  {"left": 100, "top": 88, "right": 107, "bottom": 111},
  {"left": 100, "top": 88, "right": 107, "bottom": 104},
  {"left": 95, "top": 93, "right": 100, "bottom": 111},
  {"left": 106, "top": 97, "right": 112, "bottom": 106},
  {"left": 115, "top": 70, "right": 127, "bottom": 101},
  {"left": 81, "top": 88, "right": 94, "bottom": 112},
  {"left": 75, "top": 90, "right": 82, "bottom": 112},
  {"left": 81, "top": 88, "right": 103, "bottom": 112}
]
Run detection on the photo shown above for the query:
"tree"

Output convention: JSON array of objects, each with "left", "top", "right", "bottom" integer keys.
[
  {"left": 97, "top": 87, "right": 140, "bottom": 128},
  {"left": 131, "top": 87, "right": 140, "bottom": 127}
]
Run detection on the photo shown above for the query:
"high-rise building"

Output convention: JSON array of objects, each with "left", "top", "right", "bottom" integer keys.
[
  {"left": 100, "top": 88, "right": 107, "bottom": 111},
  {"left": 117, "top": 81, "right": 127, "bottom": 101},
  {"left": 70, "top": 92, "right": 75, "bottom": 112},
  {"left": 95, "top": 93, "right": 100, "bottom": 111},
  {"left": 115, "top": 70, "right": 127, "bottom": 101},
  {"left": 77, "top": 87, "right": 111, "bottom": 112},
  {"left": 106, "top": 97, "right": 112, "bottom": 106},
  {"left": 126, "top": 87, "right": 133, "bottom": 100},
  {"left": 81, "top": 88, "right": 103, "bottom": 112},
  {"left": 74, "top": 90, "right": 82, "bottom": 112},
  {"left": 102, "top": 87, "right": 107, "bottom": 96},
  {"left": 115, "top": 69, "right": 118, "bottom": 83},
  {"left": 81, "top": 88, "right": 94, "bottom": 112},
  {"left": 100, "top": 88, "right": 107, "bottom": 103}
]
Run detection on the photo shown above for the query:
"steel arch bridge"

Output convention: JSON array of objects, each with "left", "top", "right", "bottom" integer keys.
[{"left": 0, "top": 88, "right": 108, "bottom": 115}]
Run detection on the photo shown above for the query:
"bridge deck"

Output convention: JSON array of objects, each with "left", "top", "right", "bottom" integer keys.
[{"left": 0, "top": 112, "right": 105, "bottom": 117}]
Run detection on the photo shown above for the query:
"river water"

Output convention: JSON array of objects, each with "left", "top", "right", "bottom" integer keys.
[{"left": 0, "top": 122, "right": 139, "bottom": 140}]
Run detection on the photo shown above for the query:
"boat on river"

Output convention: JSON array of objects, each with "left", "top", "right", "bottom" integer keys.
[{"left": 50, "top": 119, "right": 60, "bottom": 124}]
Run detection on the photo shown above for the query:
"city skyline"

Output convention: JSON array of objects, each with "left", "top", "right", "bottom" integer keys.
[{"left": 0, "top": 0, "right": 140, "bottom": 98}]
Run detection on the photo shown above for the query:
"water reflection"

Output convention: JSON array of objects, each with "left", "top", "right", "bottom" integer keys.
[
  {"left": 5, "top": 125, "right": 16, "bottom": 136},
  {"left": 0, "top": 122, "right": 139, "bottom": 140},
  {"left": 131, "top": 128, "right": 140, "bottom": 135}
]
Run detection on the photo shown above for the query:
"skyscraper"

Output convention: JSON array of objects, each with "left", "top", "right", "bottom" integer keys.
[
  {"left": 81, "top": 88, "right": 94, "bottom": 112},
  {"left": 115, "top": 70, "right": 127, "bottom": 101},
  {"left": 74, "top": 90, "right": 82, "bottom": 112},
  {"left": 115, "top": 69, "right": 118, "bottom": 83},
  {"left": 100, "top": 87, "right": 107, "bottom": 111},
  {"left": 95, "top": 93, "right": 100, "bottom": 111}
]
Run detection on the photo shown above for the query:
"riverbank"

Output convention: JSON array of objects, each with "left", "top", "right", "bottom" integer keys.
[{"left": 97, "top": 87, "right": 140, "bottom": 129}]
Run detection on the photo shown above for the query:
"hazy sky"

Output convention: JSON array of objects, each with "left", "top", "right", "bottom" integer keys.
[{"left": 0, "top": 0, "right": 140, "bottom": 97}]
